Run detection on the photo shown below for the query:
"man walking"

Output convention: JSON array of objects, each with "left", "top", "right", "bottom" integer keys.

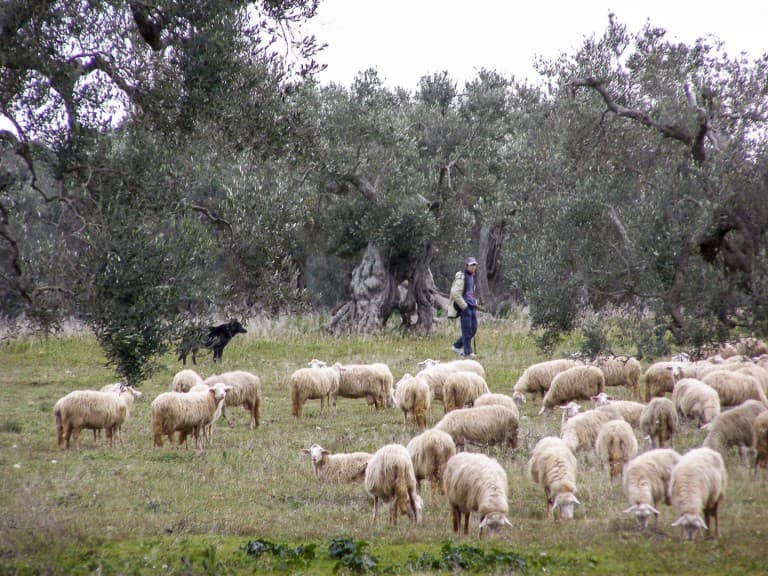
[{"left": 448, "top": 257, "right": 479, "bottom": 357}]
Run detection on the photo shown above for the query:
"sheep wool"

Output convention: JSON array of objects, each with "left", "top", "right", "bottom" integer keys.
[
  {"left": 393, "top": 374, "right": 431, "bottom": 428},
  {"left": 644, "top": 361, "right": 687, "bottom": 402},
  {"left": 364, "top": 444, "right": 422, "bottom": 525},
  {"left": 204, "top": 371, "right": 262, "bottom": 428},
  {"left": 752, "top": 410, "right": 768, "bottom": 478},
  {"left": 595, "top": 419, "right": 638, "bottom": 480},
  {"left": 528, "top": 436, "right": 580, "bottom": 520},
  {"left": 406, "top": 429, "right": 456, "bottom": 495},
  {"left": 434, "top": 405, "right": 519, "bottom": 453},
  {"left": 442, "top": 371, "right": 490, "bottom": 412},
  {"left": 622, "top": 448, "right": 681, "bottom": 528},
  {"left": 472, "top": 393, "right": 520, "bottom": 416},
  {"left": 331, "top": 362, "right": 394, "bottom": 410},
  {"left": 171, "top": 369, "right": 204, "bottom": 392},
  {"left": 301, "top": 444, "right": 371, "bottom": 483},
  {"left": 560, "top": 409, "right": 617, "bottom": 453},
  {"left": 416, "top": 358, "right": 484, "bottom": 403},
  {"left": 539, "top": 366, "right": 605, "bottom": 414},
  {"left": 671, "top": 378, "right": 721, "bottom": 426},
  {"left": 151, "top": 383, "right": 230, "bottom": 449},
  {"left": 512, "top": 359, "right": 580, "bottom": 405},
  {"left": 443, "top": 452, "right": 512, "bottom": 537},
  {"left": 701, "top": 370, "right": 768, "bottom": 408},
  {"left": 95, "top": 383, "right": 143, "bottom": 445},
  {"left": 702, "top": 399, "right": 768, "bottom": 455},
  {"left": 54, "top": 390, "right": 130, "bottom": 450},
  {"left": 593, "top": 393, "right": 646, "bottom": 428},
  {"left": 639, "top": 397, "right": 678, "bottom": 448},
  {"left": 590, "top": 356, "right": 642, "bottom": 399},
  {"left": 289, "top": 365, "right": 340, "bottom": 418},
  {"left": 669, "top": 447, "right": 727, "bottom": 540}
]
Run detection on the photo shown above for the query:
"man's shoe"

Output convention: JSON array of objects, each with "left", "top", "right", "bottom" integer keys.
[
  {"left": 451, "top": 345, "right": 463, "bottom": 355},
  {"left": 459, "top": 353, "right": 477, "bottom": 358}
]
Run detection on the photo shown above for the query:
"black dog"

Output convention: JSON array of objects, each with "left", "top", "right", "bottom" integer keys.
[{"left": 177, "top": 319, "right": 247, "bottom": 365}]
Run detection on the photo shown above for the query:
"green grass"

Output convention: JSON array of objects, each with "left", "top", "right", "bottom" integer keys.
[{"left": 0, "top": 316, "right": 766, "bottom": 575}]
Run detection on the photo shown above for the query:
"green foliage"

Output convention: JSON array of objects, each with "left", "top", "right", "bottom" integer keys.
[
  {"left": 328, "top": 538, "right": 378, "bottom": 574},
  {"left": 241, "top": 538, "right": 317, "bottom": 570},
  {"left": 407, "top": 542, "right": 527, "bottom": 573}
]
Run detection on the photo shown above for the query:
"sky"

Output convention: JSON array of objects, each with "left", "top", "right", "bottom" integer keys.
[{"left": 303, "top": 1, "right": 767, "bottom": 89}]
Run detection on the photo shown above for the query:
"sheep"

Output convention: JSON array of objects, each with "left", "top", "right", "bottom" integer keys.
[
  {"left": 639, "top": 397, "right": 678, "bottom": 448},
  {"left": 442, "top": 371, "right": 490, "bottom": 413},
  {"left": 644, "top": 361, "right": 687, "bottom": 402},
  {"left": 539, "top": 365, "right": 605, "bottom": 414},
  {"left": 702, "top": 399, "right": 768, "bottom": 459},
  {"left": 752, "top": 410, "right": 768, "bottom": 478},
  {"left": 392, "top": 373, "right": 431, "bottom": 428},
  {"left": 443, "top": 451, "right": 512, "bottom": 536},
  {"left": 416, "top": 358, "right": 485, "bottom": 403},
  {"left": 701, "top": 370, "right": 768, "bottom": 408},
  {"left": 364, "top": 444, "right": 423, "bottom": 525},
  {"left": 289, "top": 364, "right": 340, "bottom": 418},
  {"left": 669, "top": 447, "right": 727, "bottom": 540},
  {"left": 589, "top": 355, "right": 642, "bottom": 399},
  {"left": 528, "top": 436, "right": 580, "bottom": 520},
  {"left": 54, "top": 390, "right": 130, "bottom": 450},
  {"left": 595, "top": 419, "right": 638, "bottom": 480},
  {"left": 300, "top": 443, "right": 371, "bottom": 483},
  {"left": 151, "top": 382, "right": 231, "bottom": 449},
  {"left": 171, "top": 369, "right": 205, "bottom": 392},
  {"left": 406, "top": 428, "right": 456, "bottom": 496},
  {"left": 592, "top": 392, "right": 645, "bottom": 427},
  {"left": 331, "top": 362, "right": 394, "bottom": 410},
  {"left": 512, "top": 358, "right": 580, "bottom": 405},
  {"left": 671, "top": 378, "right": 721, "bottom": 426},
  {"left": 560, "top": 409, "right": 618, "bottom": 453},
  {"left": 417, "top": 358, "right": 486, "bottom": 378},
  {"left": 203, "top": 370, "right": 262, "bottom": 427},
  {"left": 187, "top": 382, "right": 226, "bottom": 447},
  {"left": 622, "top": 448, "right": 681, "bottom": 528},
  {"left": 434, "top": 405, "right": 519, "bottom": 453},
  {"left": 559, "top": 401, "right": 581, "bottom": 428},
  {"left": 94, "top": 383, "right": 144, "bottom": 444},
  {"left": 472, "top": 392, "right": 520, "bottom": 416}
]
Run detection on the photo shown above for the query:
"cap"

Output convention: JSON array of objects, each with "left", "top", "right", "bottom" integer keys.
[{"left": 466, "top": 257, "right": 478, "bottom": 266}]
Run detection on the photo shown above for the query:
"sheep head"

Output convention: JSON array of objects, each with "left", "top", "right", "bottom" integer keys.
[
  {"left": 478, "top": 512, "right": 512, "bottom": 537},
  {"left": 671, "top": 513, "right": 708, "bottom": 540},
  {"left": 623, "top": 503, "right": 660, "bottom": 529},
  {"left": 553, "top": 492, "right": 580, "bottom": 520}
]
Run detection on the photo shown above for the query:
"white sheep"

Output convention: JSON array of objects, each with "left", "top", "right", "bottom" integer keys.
[
  {"left": 558, "top": 401, "right": 582, "bottom": 429},
  {"left": 443, "top": 451, "right": 512, "bottom": 536},
  {"left": 416, "top": 358, "right": 484, "bottom": 403},
  {"left": 93, "top": 383, "right": 143, "bottom": 444},
  {"left": 392, "top": 373, "right": 431, "bottom": 428},
  {"left": 204, "top": 370, "right": 262, "bottom": 428},
  {"left": 592, "top": 392, "right": 645, "bottom": 427},
  {"left": 539, "top": 366, "right": 605, "bottom": 414},
  {"left": 622, "top": 448, "right": 681, "bottom": 528},
  {"left": 639, "top": 397, "right": 678, "bottom": 448},
  {"left": 512, "top": 358, "right": 580, "bottom": 405},
  {"left": 331, "top": 362, "right": 393, "bottom": 410},
  {"left": 752, "top": 410, "right": 768, "bottom": 478},
  {"left": 171, "top": 369, "right": 204, "bottom": 392},
  {"left": 289, "top": 364, "right": 340, "bottom": 418},
  {"left": 669, "top": 447, "right": 727, "bottom": 540},
  {"left": 528, "top": 436, "right": 580, "bottom": 520},
  {"left": 54, "top": 390, "right": 130, "bottom": 449},
  {"left": 595, "top": 419, "right": 638, "bottom": 480},
  {"left": 590, "top": 355, "right": 642, "bottom": 399},
  {"left": 701, "top": 370, "right": 768, "bottom": 408},
  {"left": 406, "top": 428, "right": 456, "bottom": 496},
  {"left": 644, "top": 361, "right": 687, "bottom": 402},
  {"left": 300, "top": 443, "right": 371, "bottom": 483},
  {"left": 151, "top": 382, "right": 231, "bottom": 449},
  {"left": 417, "top": 358, "right": 486, "bottom": 378},
  {"left": 702, "top": 399, "right": 768, "bottom": 458},
  {"left": 671, "top": 378, "right": 721, "bottom": 426},
  {"left": 442, "top": 371, "right": 490, "bottom": 412},
  {"left": 560, "top": 409, "right": 617, "bottom": 453},
  {"left": 364, "top": 443, "right": 423, "bottom": 525},
  {"left": 472, "top": 393, "right": 520, "bottom": 416},
  {"left": 434, "top": 405, "right": 519, "bottom": 453}
]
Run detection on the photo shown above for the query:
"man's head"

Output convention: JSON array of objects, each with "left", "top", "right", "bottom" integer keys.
[{"left": 465, "top": 257, "right": 478, "bottom": 274}]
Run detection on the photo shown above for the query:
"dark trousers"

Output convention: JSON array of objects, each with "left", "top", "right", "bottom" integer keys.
[{"left": 453, "top": 307, "right": 477, "bottom": 355}]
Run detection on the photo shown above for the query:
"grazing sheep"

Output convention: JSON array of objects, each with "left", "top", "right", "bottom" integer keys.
[
  {"left": 512, "top": 358, "right": 580, "bottom": 405},
  {"left": 331, "top": 362, "right": 394, "bottom": 410},
  {"left": 539, "top": 366, "right": 605, "bottom": 414},
  {"left": 701, "top": 370, "right": 768, "bottom": 408},
  {"left": 393, "top": 374, "right": 431, "bottom": 428},
  {"left": 406, "top": 429, "right": 457, "bottom": 495},
  {"left": 528, "top": 436, "right": 580, "bottom": 520},
  {"left": 590, "top": 356, "right": 642, "bottom": 399},
  {"left": 752, "top": 410, "right": 768, "bottom": 478},
  {"left": 644, "top": 361, "right": 686, "bottom": 402},
  {"left": 595, "top": 419, "right": 638, "bottom": 480},
  {"left": 671, "top": 378, "right": 721, "bottom": 426},
  {"left": 669, "top": 447, "right": 727, "bottom": 540},
  {"left": 151, "top": 383, "right": 231, "bottom": 449},
  {"left": 54, "top": 390, "right": 130, "bottom": 450},
  {"left": 702, "top": 399, "right": 768, "bottom": 458},
  {"left": 559, "top": 401, "right": 581, "bottom": 428},
  {"left": 94, "top": 383, "right": 143, "bottom": 444},
  {"left": 442, "top": 371, "right": 490, "bottom": 412},
  {"left": 639, "top": 397, "right": 678, "bottom": 448},
  {"left": 417, "top": 358, "right": 486, "bottom": 378},
  {"left": 443, "top": 452, "right": 512, "bottom": 537},
  {"left": 592, "top": 392, "right": 645, "bottom": 427},
  {"left": 416, "top": 358, "right": 485, "bottom": 403},
  {"left": 560, "top": 409, "right": 617, "bottom": 453},
  {"left": 473, "top": 393, "right": 520, "bottom": 416},
  {"left": 204, "top": 371, "right": 262, "bottom": 428},
  {"left": 171, "top": 369, "right": 205, "bottom": 392},
  {"left": 300, "top": 443, "right": 371, "bottom": 483},
  {"left": 289, "top": 364, "right": 340, "bottom": 418},
  {"left": 622, "top": 448, "right": 681, "bottom": 528},
  {"left": 434, "top": 405, "right": 519, "bottom": 453},
  {"left": 364, "top": 444, "right": 423, "bottom": 525}
]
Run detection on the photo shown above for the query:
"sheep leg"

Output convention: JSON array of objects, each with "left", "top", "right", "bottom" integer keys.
[
  {"left": 451, "top": 507, "right": 461, "bottom": 533},
  {"left": 371, "top": 497, "right": 379, "bottom": 525},
  {"left": 463, "top": 512, "right": 470, "bottom": 535},
  {"left": 71, "top": 427, "right": 81, "bottom": 450}
]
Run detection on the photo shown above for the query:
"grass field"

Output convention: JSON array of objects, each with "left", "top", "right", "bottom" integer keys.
[{"left": 1, "top": 316, "right": 766, "bottom": 575}]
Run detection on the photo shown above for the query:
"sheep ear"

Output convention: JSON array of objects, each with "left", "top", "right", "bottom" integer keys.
[
  {"left": 478, "top": 516, "right": 487, "bottom": 528},
  {"left": 321, "top": 449, "right": 330, "bottom": 456},
  {"left": 670, "top": 517, "right": 683, "bottom": 527},
  {"left": 503, "top": 517, "right": 513, "bottom": 527},
  {"left": 538, "top": 406, "right": 547, "bottom": 416},
  {"left": 300, "top": 449, "right": 311, "bottom": 455},
  {"left": 650, "top": 505, "right": 660, "bottom": 516},
  {"left": 623, "top": 505, "right": 638, "bottom": 514},
  {"left": 570, "top": 495, "right": 580, "bottom": 505}
]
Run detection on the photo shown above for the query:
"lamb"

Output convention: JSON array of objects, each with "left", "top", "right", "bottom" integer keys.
[
  {"left": 150, "top": 382, "right": 231, "bottom": 448},
  {"left": 331, "top": 362, "right": 393, "bottom": 410},
  {"left": 560, "top": 409, "right": 617, "bottom": 453},
  {"left": 639, "top": 397, "right": 678, "bottom": 448},
  {"left": 669, "top": 447, "right": 727, "bottom": 540},
  {"left": 392, "top": 373, "right": 431, "bottom": 428},
  {"left": 752, "top": 410, "right": 768, "bottom": 478},
  {"left": 671, "top": 378, "right": 721, "bottom": 426},
  {"left": 702, "top": 399, "right": 768, "bottom": 457},
  {"left": 171, "top": 369, "right": 205, "bottom": 392},
  {"left": 589, "top": 355, "right": 642, "bottom": 399},
  {"left": 54, "top": 389, "right": 130, "bottom": 449},
  {"left": 539, "top": 365, "right": 605, "bottom": 414},
  {"left": 300, "top": 443, "right": 371, "bottom": 483},
  {"left": 595, "top": 419, "right": 638, "bottom": 480},
  {"left": 203, "top": 370, "right": 262, "bottom": 427},
  {"left": 364, "top": 444, "right": 423, "bottom": 525},
  {"left": 472, "top": 392, "right": 520, "bottom": 416},
  {"left": 512, "top": 358, "right": 580, "bottom": 405},
  {"left": 701, "top": 370, "right": 768, "bottom": 408},
  {"left": 592, "top": 392, "right": 645, "bottom": 427},
  {"left": 289, "top": 363, "right": 340, "bottom": 418},
  {"left": 527, "top": 436, "right": 580, "bottom": 520},
  {"left": 622, "top": 448, "right": 681, "bottom": 528},
  {"left": 406, "top": 428, "right": 456, "bottom": 495},
  {"left": 442, "top": 371, "right": 490, "bottom": 412},
  {"left": 644, "top": 361, "right": 686, "bottom": 402},
  {"left": 443, "top": 451, "right": 512, "bottom": 536},
  {"left": 434, "top": 405, "right": 519, "bottom": 453}
]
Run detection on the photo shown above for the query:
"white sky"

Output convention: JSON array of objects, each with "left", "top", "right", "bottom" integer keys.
[{"left": 304, "top": 1, "right": 767, "bottom": 89}]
